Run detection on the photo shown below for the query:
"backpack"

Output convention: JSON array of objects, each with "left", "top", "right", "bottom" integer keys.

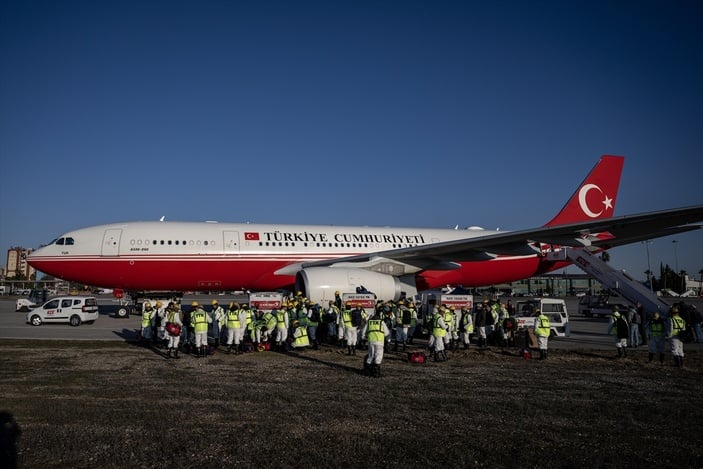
[
  {"left": 351, "top": 309, "right": 362, "bottom": 327},
  {"left": 310, "top": 309, "right": 321, "bottom": 323}
]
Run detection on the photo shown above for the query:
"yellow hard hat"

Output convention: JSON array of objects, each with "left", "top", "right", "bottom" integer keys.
[
  {"left": 155, "top": 301, "right": 163, "bottom": 308},
  {"left": 211, "top": 299, "right": 218, "bottom": 305},
  {"left": 191, "top": 301, "right": 199, "bottom": 307},
  {"left": 144, "top": 301, "right": 152, "bottom": 307}
]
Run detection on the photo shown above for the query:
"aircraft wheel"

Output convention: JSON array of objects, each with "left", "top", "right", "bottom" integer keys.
[{"left": 70, "top": 315, "right": 82, "bottom": 327}]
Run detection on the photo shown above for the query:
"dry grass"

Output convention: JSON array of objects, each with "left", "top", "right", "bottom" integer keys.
[{"left": 1, "top": 339, "right": 702, "bottom": 468}]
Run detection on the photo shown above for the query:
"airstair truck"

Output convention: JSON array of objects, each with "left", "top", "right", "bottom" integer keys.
[{"left": 548, "top": 247, "right": 670, "bottom": 316}]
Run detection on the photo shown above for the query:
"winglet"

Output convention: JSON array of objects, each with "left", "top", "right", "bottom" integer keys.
[{"left": 545, "top": 155, "right": 625, "bottom": 226}]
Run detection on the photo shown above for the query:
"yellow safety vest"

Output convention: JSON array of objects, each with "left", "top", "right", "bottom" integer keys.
[
  {"left": 191, "top": 310, "right": 209, "bottom": 333},
  {"left": 342, "top": 309, "right": 353, "bottom": 327},
  {"left": 366, "top": 319, "right": 385, "bottom": 343},
  {"left": 226, "top": 309, "right": 241, "bottom": 328},
  {"left": 293, "top": 327, "right": 310, "bottom": 347},
  {"left": 535, "top": 314, "right": 551, "bottom": 337},
  {"left": 432, "top": 314, "right": 446, "bottom": 338},
  {"left": 671, "top": 316, "right": 686, "bottom": 337},
  {"left": 141, "top": 310, "right": 153, "bottom": 328}
]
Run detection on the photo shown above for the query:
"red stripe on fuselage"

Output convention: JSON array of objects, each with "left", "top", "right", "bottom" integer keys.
[{"left": 31, "top": 254, "right": 570, "bottom": 292}]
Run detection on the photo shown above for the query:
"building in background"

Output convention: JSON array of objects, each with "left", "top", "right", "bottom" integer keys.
[{"left": 6, "top": 247, "right": 35, "bottom": 280}]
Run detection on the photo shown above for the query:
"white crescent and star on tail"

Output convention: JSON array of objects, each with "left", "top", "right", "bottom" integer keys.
[{"left": 579, "top": 183, "right": 613, "bottom": 218}]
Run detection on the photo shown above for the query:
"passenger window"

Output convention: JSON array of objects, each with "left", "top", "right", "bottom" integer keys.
[
  {"left": 74, "top": 300, "right": 81, "bottom": 305},
  {"left": 45, "top": 300, "right": 60, "bottom": 309},
  {"left": 62, "top": 300, "right": 72, "bottom": 307}
]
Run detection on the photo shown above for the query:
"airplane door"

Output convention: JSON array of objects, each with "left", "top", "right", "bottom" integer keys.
[
  {"left": 101, "top": 229, "right": 122, "bottom": 256},
  {"left": 223, "top": 231, "right": 240, "bottom": 252}
]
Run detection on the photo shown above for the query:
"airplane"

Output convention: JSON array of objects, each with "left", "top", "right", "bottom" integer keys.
[{"left": 27, "top": 155, "right": 703, "bottom": 306}]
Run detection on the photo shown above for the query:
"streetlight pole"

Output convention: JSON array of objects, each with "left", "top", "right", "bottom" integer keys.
[
  {"left": 672, "top": 240, "right": 680, "bottom": 293},
  {"left": 643, "top": 240, "right": 653, "bottom": 292}
]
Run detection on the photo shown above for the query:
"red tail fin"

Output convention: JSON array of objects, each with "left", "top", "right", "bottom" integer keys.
[{"left": 545, "top": 155, "right": 624, "bottom": 226}]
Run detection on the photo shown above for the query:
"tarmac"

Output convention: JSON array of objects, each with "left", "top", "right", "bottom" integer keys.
[{"left": 1, "top": 294, "right": 701, "bottom": 352}]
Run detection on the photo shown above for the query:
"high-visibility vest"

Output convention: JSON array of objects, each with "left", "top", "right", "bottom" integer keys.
[
  {"left": 444, "top": 311, "right": 454, "bottom": 332},
  {"left": 275, "top": 310, "right": 286, "bottom": 327},
  {"left": 226, "top": 309, "right": 241, "bottom": 328},
  {"left": 366, "top": 319, "right": 385, "bottom": 343},
  {"left": 671, "top": 316, "right": 686, "bottom": 337},
  {"left": 649, "top": 320, "right": 664, "bottom": 338},
  {"left": 191, "top": 310, "right": 209, "bottom": 333},
  {"left": 535, "top": 314, "right": 551, "bottom": 337},
  {"left": 432, "top": 314, "right": 446, "bottom": 338},
  {"left": 263, "top": 312, "right": 276, "bottom": 330},
  {"left": 141, "top": 310, "right": 153, "bottom": 328},
  {"left": 293, "top": 327, "right": 310, "bottom": 347},
  {"left": 461, "top": 313, "right": 474, "bottom": 333},
  {"left": 342, "top": 309, "right": 353, "bottom": 327}
]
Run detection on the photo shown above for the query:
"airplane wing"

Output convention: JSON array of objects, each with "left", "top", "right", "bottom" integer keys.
[{"left": 294, "top": 204, "right": 703, "bottom": 273}]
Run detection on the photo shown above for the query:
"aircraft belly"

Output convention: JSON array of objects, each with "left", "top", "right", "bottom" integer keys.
[
  {"left": 30, "top": 257, "right": 296, "bottom": 292},
  {"left": 418, "top": 256, "right": 546, "bottom": 289}
]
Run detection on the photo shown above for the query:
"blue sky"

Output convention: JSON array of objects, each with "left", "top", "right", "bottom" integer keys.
[{"left": 1, "top": 0, "right": 702, "bottom": 283}]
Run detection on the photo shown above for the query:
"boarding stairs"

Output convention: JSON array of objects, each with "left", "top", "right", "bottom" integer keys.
[{"left": 547, "top": 247, "right": 671, "bottom": 315}]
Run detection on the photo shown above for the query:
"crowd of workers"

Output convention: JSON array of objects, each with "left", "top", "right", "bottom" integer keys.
[{"left": 137, "top": 292, "right": 701, "bottom": 374}]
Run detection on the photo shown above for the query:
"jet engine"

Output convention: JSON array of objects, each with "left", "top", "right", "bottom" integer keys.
[{"left": 295, "top": 267, "right": 415, "bottom": 304}]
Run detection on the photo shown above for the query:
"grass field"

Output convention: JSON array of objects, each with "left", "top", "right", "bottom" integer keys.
[{"left": 1, "top": 339, "right": 702, "bottom": 468}]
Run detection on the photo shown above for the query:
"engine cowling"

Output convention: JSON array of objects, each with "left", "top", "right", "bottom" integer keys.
[{"left": 295, "top": 267, "right": 414, "bottom": 305}]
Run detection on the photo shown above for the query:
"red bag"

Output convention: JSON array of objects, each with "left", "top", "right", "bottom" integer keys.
[
  {"left": 166, "top": 322, "right": 181, "bottom": 337},
  {"left": 408, "top": 351, "right": 426, "bottom": 364}
]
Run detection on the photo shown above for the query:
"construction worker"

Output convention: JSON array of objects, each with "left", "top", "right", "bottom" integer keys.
[
  {"left": 337, "top": 302, "right": 349, "bottom": 348},
  {"left": 407, "top": 301, "right": 418, "bottom": 344},
  {"left": 533, "top": 307, "right": 551, "bottom": 360},
  {"left": 395, "top": 300, "right": 412, "bottom": 352},
  {"left": 209, "top": 299, "right": 225, "bottom": 348},
  {"left": 381, "top": 305, "right": 395, "bottom": 353},
  {"left": 165, "top": 302, "right": 183, "bottom": 359},
  {"left": 431, "top": 307, "right": 448, "bottom": 361},
  {"left": 460, "top": 306, "right": 474, "bottom": 349},
  {"left": 307, "top": 303, "right": 321, "bottom": 349},
  {"left": 344, "top": 304, "right": 362, "bottom": 355},
  {"left": 225, "top": 302, "right": 243, "bottom": 354},
  {"left": 667, "top": 306, "right": 687, "bottom": 368},
  {"left": 444, "top": 306, "right": 456, "bottom": 351},
  {"left": 291, "top": 320, "right": 310, "bottom": 349},
  {"left": 362, "top": 312, "right": 390, "bottom": 377},
  {"left": 140, "top": 301, "right": 155, "bottom": 345},
  {"left": 152, "top": 301, "right": 166, "bottom": 347},
  {"left": 325, "top": 300, "right": 339, "bottom": 344},
  {"left": 608, "top": 306, "right": 629, "bottom": 358},
  {"left": 261, "top": 309, "right": 277, "bottom": 345},
  {"left": 190, "top": 301, "right": 212, "bottom": 358},
  {"left": 275, "top": 305, "right": 289, "bottom": 350},
  {"left": 646, "top": 311, "right": 666, "bottom": 364}
]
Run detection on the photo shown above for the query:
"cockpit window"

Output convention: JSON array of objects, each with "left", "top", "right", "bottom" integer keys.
[
  {"left": 56, "top": 238, "right": 64, "bottom": 245},
  {"left": 54, "top": 237, "right": 74, "bottom": 246},
  {"left": 65, "top": 237, "right": 74, "bottom": 245}
]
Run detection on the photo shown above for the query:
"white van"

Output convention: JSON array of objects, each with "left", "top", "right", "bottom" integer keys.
[
  {"left": 26, "top": 296, "right": 100, "bottom": 327},
  {"left": 514, "top": 298, "right": 570, "bottom": 337}
]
